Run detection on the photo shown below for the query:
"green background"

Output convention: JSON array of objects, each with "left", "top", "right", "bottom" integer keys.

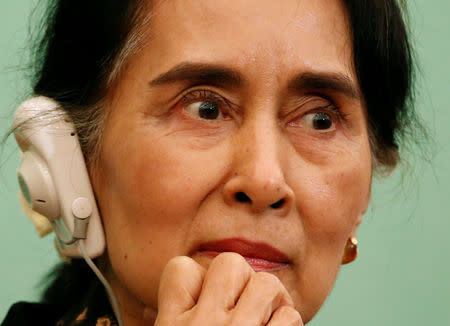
[{"left": 1, "top": 1, "right": 449, "bottom": 324}]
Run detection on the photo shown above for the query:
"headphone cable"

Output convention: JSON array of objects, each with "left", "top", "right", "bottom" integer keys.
[{"left": 78, "top": 240, "right": 124, "bottom": 326}]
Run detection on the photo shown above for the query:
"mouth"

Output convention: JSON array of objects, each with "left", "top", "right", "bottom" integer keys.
[{"left": 195, "top": 238, "right": 290, "bottom": 272}]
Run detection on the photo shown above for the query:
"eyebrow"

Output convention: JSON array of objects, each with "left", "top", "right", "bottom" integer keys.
[
  {"left": 149, "top": 62, "right": 244, "bottom": 88},
  {"left": 149, "top": 62, "right": 360, "bottom": 100},
  {"left": 288, "top": 72, "right": 361, "bottom": 100}
]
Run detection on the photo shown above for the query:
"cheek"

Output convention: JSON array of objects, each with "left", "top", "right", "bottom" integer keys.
[
  {"left": 289, "top": 150, "right": 371, "bottom": 272},
  {"left": 300, "top": 155, "right": 370, "bottom": 258},
  {"left": 100, "top": 132, "right": 228, "bottom": 251},
  {"left": 286, "top": 145, "right": 371, "bottom": 321},
  {"left": 289, "top": 134, "right": 371, "bottom": 236},
  {"left": 125, "top": 136, "right": 231, "bottom": 218},
  {"left": 96, "top": 128, "right": 232, "bottom": 306},
  {"left": 308, "top": 164, "right": 369, "bottom": 227}
]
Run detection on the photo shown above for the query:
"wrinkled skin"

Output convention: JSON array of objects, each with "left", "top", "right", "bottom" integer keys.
[{"left": 91, "top": 0, "right": 372, "bottom": 325}]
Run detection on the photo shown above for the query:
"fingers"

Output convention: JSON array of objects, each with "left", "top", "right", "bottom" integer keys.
[
  {"left": 196, "top": 252, "right": 255, "bottom": 313},
  {"left": 156, "top": 253, "right": 303, "bottom": 326},
  {"left": 157, "top": 256, "right": 206, "bottom": 318},
  {"left": 267, "top": 305, "right": 304, "bottom": 326},
  {"left": 230, "top": 271, "right": 295, "bottom": 325}
]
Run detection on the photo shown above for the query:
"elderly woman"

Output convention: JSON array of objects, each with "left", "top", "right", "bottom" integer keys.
[{"left": 2, "top": 0, "right": 415, "bottom": 325}]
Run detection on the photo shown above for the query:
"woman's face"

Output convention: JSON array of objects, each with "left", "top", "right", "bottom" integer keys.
[{"left": 93, "top": 0, "right": 372, "bottom": 323}]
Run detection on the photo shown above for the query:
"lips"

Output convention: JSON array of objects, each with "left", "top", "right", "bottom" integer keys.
[{"left": 196, "top": 238, "right": 290, "bottom": 272}]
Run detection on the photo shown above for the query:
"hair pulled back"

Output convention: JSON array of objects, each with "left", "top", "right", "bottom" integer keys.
[
  {"left": 31, "top": 0, "right": 148, "bottom": 166},
  {"left": 32, "top": 0, "right": 416, "bottom": 306}
]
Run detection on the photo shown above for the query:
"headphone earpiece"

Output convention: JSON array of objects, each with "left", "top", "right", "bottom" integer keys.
[
  {"left": 13, "top": 96, "right": 105, "bottom": 258},
  {"left": 17, "top": 151, "right": 60, "bottom": 219}
]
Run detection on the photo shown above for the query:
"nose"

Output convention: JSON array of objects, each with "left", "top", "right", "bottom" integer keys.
[
  {"left": 222, "top": 117, "right": 295, "bottom": 216},
  {"left": 223, "top": 175, "right": 294, "bottom": 215}
]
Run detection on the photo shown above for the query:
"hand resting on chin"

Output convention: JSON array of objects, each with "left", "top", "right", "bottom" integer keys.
[{"left": 152, "top": 253, "right": 303, "bottom": 326}]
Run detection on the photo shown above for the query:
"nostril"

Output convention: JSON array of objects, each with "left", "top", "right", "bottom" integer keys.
[
  {"left": 270, "top": 198, "right": 285, "bottom": 209},
  {"left": 235, "top": 192, "right": 252, "bottom": 203}
]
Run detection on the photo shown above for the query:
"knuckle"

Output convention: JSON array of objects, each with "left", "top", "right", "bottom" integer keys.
[
  {"left": 162, "top": 256, "right": 196, "bottom": 276},
  {"left": 164, "top": 256, "right": 189, "bottom": 270},
  {"left": 276, "top": 306, "right": 303, "bottom": 325},
  {"left": 211, "top": 252, "right": 249, "bottom": 269},
  {"left": 252, "top": 271, "right": 283, "bottom": 287},
  {"left": 249, "top": 272, "right": 294, "bottom": 306}
]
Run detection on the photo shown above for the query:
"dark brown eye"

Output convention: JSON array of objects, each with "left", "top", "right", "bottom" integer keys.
[
  {"left": 186, "top": 101, "right": 223, "bottom": 120},
  {"left": 303, "top": 112, "right": 335, "bottom": 131}
]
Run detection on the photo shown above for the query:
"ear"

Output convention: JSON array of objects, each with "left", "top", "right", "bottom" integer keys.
[
  {"left": 351, "top": 182, "right": 371, "bottom": 236},
  {"left": 350, "top": 213, "right": 363, "bottom": 237}
]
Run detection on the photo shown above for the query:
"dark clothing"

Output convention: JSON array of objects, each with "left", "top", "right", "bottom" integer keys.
[{"left": 2, "top": 280, "right": 117, "bottom": 326}]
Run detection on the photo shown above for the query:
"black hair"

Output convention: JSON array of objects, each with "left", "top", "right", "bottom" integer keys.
[
  {"left": 27, "top": 0, "right": 146, "bottom": 167},
  {"left": 29, "top": 0, "right": 417, "bottom": 309},
  {"left": 32, "top": 0, "right": 140, "bottom": 105},
  {"left": 40, "top": 259, "right": 95, "bottom": 305},
  {"left": 343, "top": 0, "right": 416, "bottom": 168}
]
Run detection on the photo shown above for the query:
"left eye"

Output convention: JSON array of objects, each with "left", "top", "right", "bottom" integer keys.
[
  {"left": 303, "top": 112, "right": 335, "bottom": 131},
  {"left": 185, "top": 101, "right": 224, "bottom": 120}
]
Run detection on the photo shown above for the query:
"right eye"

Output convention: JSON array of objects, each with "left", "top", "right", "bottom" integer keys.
[{"left": 182, "top": 90, "right": 230, "bottom": 121}]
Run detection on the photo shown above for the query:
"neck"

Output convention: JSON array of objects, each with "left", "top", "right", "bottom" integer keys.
[{"left": 99, "top": 256, "right": 158, "bottom": 326}]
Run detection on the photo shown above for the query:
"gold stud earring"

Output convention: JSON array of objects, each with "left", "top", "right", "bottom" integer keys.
[{"left": 341, "top": 236, "right": 358, "bottom": 264}]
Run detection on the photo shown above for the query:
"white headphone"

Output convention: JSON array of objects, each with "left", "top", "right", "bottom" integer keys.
[{"left": 13, "top": 96, "right": 105, "bottom": 258}]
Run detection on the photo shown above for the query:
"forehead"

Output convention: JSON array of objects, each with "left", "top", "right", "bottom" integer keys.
[{"left": 140, "top": 0, "right": 354, "bottom": 83}]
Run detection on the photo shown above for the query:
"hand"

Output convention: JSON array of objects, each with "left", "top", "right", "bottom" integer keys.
[{"left": 154, "top": 252, "right": 303, "bottom": 326}]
